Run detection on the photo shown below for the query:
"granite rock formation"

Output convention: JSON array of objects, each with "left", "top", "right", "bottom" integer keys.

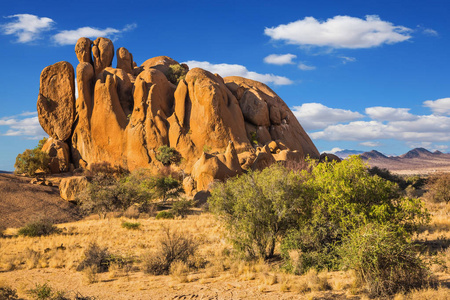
[{"left": 37, "top": 37, "right": 320, "bottom": 193}]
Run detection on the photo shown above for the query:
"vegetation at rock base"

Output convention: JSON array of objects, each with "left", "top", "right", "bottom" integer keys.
[
  {"left": 77, "top": 166, "right": 183, "bottom": 218},
  {"left": 155, "top": 145, "right": 181, "bottom": 166},
  {"left": 14, "top": 137, "right": 50, "bottom": 176}
]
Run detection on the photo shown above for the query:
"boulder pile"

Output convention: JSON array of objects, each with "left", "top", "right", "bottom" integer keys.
[{"left": 37, "top": 37, "right": 320, "bottom": 193}]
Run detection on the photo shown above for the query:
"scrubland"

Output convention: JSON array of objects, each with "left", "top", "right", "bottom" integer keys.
[{"left": 1, "top": 162, "right": 449, "bottom": 299}]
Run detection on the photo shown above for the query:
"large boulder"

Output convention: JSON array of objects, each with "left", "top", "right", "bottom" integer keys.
[
  {"left": 37, "top": 61, "right": 75, "bottom": 141},
  {"left": 59, "top": 176, "right": 89, "bottom": 201},
  {"left": 41, "top": 138, "right": 71, "bottom": 173}
]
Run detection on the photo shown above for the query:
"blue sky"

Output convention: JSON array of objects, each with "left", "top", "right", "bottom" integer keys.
[{"left": 1, "top": 0, "right": 449, "bottom": 170}]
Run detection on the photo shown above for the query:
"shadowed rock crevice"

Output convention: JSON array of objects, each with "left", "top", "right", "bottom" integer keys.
[{"left": 37, "top": 37, "right": 320, "bottom": 193}]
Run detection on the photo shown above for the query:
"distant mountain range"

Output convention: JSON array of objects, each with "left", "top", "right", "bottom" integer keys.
[
  {"left": 0, "top": 170, "right": 12, "bottom": 174},
  {"left": 330, "top": 148, "right": 450, "bottom": 174}
]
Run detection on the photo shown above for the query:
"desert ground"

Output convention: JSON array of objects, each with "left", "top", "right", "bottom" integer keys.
[{"left": 0, "top": 172, "right": 449, "bottom": 300}]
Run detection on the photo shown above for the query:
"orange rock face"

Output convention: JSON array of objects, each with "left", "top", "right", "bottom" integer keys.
[
  {"left": 37, "top": 61, "right": 75, "bottom": 141},
  {"left": 37, "top": 37, "right": 320, "bottom": 191}
]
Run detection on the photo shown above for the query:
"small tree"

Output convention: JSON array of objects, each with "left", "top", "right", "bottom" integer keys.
[
  {"left": 153, "top": 175, "right": 183, "bottom": 202},
  {"left": 14, "top": 137, "right": 50, "bottom": 176},
  {"left": 424, "top": 173, "right": 450, "bottom": 204},
  {"left": 209, "top": 164, "right": 306, "bottom": 259}
]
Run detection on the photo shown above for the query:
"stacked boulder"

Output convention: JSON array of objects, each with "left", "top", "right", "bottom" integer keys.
[{"left": 37, "top": 37, "right": 320, "bottom": 193}]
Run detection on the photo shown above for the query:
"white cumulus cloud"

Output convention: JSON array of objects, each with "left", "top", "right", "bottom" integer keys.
[
  {"left": 0, "top": 112, "right": 46, "bottom": 139},
  {"left": 365, "top": 106, "right": 417, "bottom": 121},
  {"left": 184, "top": 60, "right": 293, "bottom": 85},
  {"left": 423, "top": 98, "right": 450, "bottom": 115},
  {"left": 292, "top": 102, "right": 363, "bottom": 130},
  {"left": 263, "top": 53, "right": 297, "bottom": 65},
  {"left": 52, "top": 23, "right": 137, "bottom": 45},
  {"left": 265, "top": 15, "right": 412, "bottom": 49},
  {"left": 1, "top": 14, "right": 55, "bottom": 43}
]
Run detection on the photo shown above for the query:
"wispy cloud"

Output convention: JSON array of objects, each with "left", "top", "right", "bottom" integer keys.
[
  {"left": 184, "top": 60, "right": 294, "bottom": 85},
  {"left": 52, "top": 23, "right": 137, "bottom": 45},
  {"left": 0, "top": 112, "right": 46, "bottom": 139},
  {"left": 298, "top": 62, "right": 316, "bottom": 70},
  {"left": 265, "top": 15, "right": 412, "bottom": 49},
  {"left": 1, "top": 14, "right": 54, "bottom": 43},
  {"left": 263, "top": 53, "right": 296, "bottom": 65}
]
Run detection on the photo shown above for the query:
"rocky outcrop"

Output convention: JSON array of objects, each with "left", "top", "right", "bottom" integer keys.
[{"left": 37, "top": 37, "right": 320, "bottom": 191}]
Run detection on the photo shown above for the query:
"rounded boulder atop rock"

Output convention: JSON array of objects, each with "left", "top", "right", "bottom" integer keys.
[{"left": 37, "top": 61, "right": 75, "bottom": 141}]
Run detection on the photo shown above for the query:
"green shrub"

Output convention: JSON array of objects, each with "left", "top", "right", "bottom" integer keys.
[
  {"left": 171, "top": 199, "right": 194, "bottom": 218},
  {"left": 166, "top": 64, "right": 187, "bottom": 85},
  {"left": 281, "top": 157, "right": 429, "bottom": 273},
  {"left": 27, "top": 283, "right": 69, "bottom": 300},
  {"left": 14, "top": 137, "right": 50, "bottom": 176},
  {"left": 0, "top": 285, "right": 19, "bottom": 300},
  {"left": 155, "top": 145, "right": 180, "bottom": 166},
  {"left": 209, "top": 164, "right": 305, "bottom": 259},
  {"left": 18, "top": 218, "right": 60, "bottom": 237},
  {"left": 155, "top": 211, "right": 174, "bottom": 220},
  {"left": 143, "top": 227, "right": 197, "bottom": 275},
  {"left": 78, "top": 168, "right": 155, "bottom": 218},
  {"left": 339, "top": 223, "right": 430, "bottom": 296},
  {"left": 425, "top": 173, "right": 450, "bottom": 204},
  {"left": 121, "top": 221, "right": 141, "bottom": 230}
]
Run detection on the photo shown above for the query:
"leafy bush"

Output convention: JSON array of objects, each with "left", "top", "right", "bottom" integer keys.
[
  {"left": 0, "top": 285, "right": 19, "bottom": 300},
  {"left": 15, "top": 137, "right": 50, "bottom": 176},
  {"left": 339, "top": 223, "right": 430, "bottom": 296},
  {"left": 425, "top": 173, "right": 450, "bottom": 204},
  {"left": 171, "top": 199, "right": 194, "bottom": 218},
  {"left": 166, "top": 64, "right": 187, "bottom": 85},
  {"left": 78, "top": 168, "right": 155, "bottom": 218},
  {"left": 281, "top": 157, "right": 429, "bottom": 273},
  {"left": 121, "top": 221, "right": 141, "bottom": 230},
  {"left": 155, "top": 145, "right": 180, "bottom": 166},
  {"left": 18, "top": 218, "right": 60, "bottom": 237},
  {"left": 143, "top": 227, "right": 198, "bottom": 275},
  {"left": 209, "top": 164, "right": 305, "bottom": 259},
  {"left": 155, "top": 211, "right": 174, "bottom": 220},
  {"left": 77, "top": 242, "right": 111, "bottom": 272}
]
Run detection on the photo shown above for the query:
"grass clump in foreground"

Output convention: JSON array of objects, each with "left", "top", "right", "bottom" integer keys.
[
  {"left": 18, "top": 218, "right": 60, "bottom": 237},
  {"left": 143, "top": 226, "right": 198, "bottom": 275},
  {"left": 209, "top": 156, "right": 431, "bottom": 296},
  {"left": 339, "top": 223, "right": 431, "bottom": 296}
]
